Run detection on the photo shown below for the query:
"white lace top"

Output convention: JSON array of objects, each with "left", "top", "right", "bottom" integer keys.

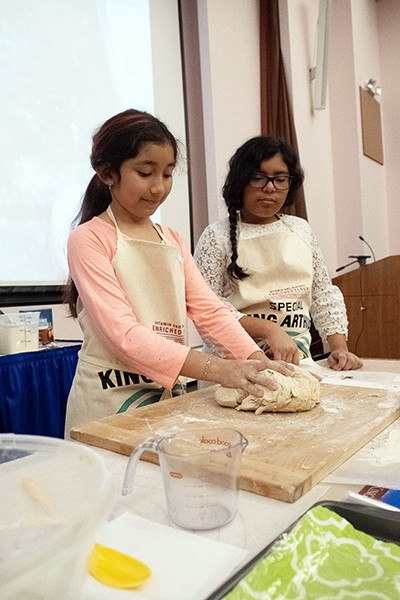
[{"left": 194, "top": 214, "right": 348, "bottom": 342}]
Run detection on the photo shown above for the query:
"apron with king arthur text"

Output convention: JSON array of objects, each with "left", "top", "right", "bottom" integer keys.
[
  {"left": 227, "top": 220, "right": 313, "bottom": 358},
  {"left": 65, "top": 208, "right": 187, "bottom": 434}
]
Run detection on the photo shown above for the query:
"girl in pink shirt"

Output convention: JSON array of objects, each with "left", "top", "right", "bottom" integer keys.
[{"left": 64, "top": 109, "right": 292, "bottom": 434}]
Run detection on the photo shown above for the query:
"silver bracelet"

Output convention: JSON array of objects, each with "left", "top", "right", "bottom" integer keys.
[{"left": 203, "top": 355, "right": 213, "bottom": 380}]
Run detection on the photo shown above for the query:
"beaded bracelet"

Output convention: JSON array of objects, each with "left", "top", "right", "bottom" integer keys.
[{"left": 203, "top": 355, "right": 213, "bottom": 380}]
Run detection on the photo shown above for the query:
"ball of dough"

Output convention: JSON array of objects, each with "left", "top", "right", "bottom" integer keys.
[{"left": 214, "top": 366, "right": 320, "bottom": 414}]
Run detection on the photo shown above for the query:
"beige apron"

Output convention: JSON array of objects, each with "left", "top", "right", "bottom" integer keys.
[
  {"left": 65, "top": 208, "right": 187, "bottom": 434},
  {"left": 227, "top": 220, "right": 313, "bottom": 358}
]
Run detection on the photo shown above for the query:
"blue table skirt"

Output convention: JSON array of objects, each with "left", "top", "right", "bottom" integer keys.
[{"left": 0, "top": 344, "right": 81, "bottom": 438}]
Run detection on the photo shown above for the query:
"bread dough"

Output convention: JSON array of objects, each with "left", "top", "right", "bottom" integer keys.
[{"left": 214, "top": 366, "right": 320, "bottom": 415}]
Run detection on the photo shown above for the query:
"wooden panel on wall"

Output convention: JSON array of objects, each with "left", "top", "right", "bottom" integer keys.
[
  {"left": 333, "top": 256, "right": 400, "bottom": 359},
  {"left": 344, "top": 294, "right": 399, "bottom": 359},
  {"left": 359, "top": 87, "right": 384, "bottom": 165}
]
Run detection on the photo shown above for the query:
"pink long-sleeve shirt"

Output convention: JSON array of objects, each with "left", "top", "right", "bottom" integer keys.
[{"left": 67, "top": 217, "right": 260, "bottom": 389}]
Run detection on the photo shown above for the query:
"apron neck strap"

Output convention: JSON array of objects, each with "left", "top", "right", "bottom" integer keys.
[
  {"left": 106, "top": 205, "right": 117, "bottom": 227},
  {"left": 106, "top": 205, "right": 168, "bottom": 244}
]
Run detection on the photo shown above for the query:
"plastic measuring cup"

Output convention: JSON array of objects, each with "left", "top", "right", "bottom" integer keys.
[
  {"left": 0, "top": 312, "right": 39, "bottom": 354},
  {"left": 122, "top": 428, "right": 248, "bottom": 530},
  {"left": 0, "top": 434, "right": 115, "bottom": 600}
]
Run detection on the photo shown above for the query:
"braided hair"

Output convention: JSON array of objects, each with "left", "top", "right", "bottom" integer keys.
[{"left": 222, "top": 136, "right": 304, "bottom": 280}]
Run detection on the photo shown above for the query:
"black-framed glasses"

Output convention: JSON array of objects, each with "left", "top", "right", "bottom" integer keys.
[{"left": 248, "top": 174, "right": 292, "bottom": 191}]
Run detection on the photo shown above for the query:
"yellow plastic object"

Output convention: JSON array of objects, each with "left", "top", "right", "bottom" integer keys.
[{"left": 88, "top": 543, "right": 152, "bottom": 589}]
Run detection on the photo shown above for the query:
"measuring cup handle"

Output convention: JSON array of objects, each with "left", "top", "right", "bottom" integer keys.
[{"left": 121, "top": 438, "right": 159, "bottom": 496}]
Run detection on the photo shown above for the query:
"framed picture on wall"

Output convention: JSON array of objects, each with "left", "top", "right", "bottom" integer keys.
[{"left": 359, "top": 87, "right": 384, "bottom": 165}]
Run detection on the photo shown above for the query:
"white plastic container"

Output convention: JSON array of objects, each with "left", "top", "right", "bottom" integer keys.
[
  {"left": 0, "top": 434, "right": 115, "bottom": 600},
  {"left": 0, "top": 312, "right": 39, "bottom": 354}
]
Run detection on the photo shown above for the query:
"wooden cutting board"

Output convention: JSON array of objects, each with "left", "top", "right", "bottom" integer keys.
[{"left": 70, "top": 382, "right": 400, "bottom": 503}]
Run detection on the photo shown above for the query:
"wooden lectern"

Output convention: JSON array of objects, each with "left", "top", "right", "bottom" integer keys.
[{"left": 332, "top": 255, "right": 400, "bottom": 359}]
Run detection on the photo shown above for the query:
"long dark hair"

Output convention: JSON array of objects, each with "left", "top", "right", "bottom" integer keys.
[
  {"left": 65, "top": 109, "right": 178, "bottom": 316},
  {"left": 223, "top": 136, "right": 304, "bottom": 281}
]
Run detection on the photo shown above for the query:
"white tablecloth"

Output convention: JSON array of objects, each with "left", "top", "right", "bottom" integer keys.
[{"left": 82, "top": 358, "right": 400, "bottom": 599}]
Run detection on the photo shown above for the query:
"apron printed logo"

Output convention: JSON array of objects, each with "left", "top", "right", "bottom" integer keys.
[
  {"left": 267, "top": 284, "right": 310, "bottom": 299},
  {"left": 280, "top": 313, "right": 311, "bottom": 329},
  {"left": 249, "top": 295, "right": 311, "bottom": 330},
  {"left": 248, "top": 311, "right": 311, "bottom": 329},
  {"left": 269, "top": 300, "right": 304, "bottom": 312},
  {"left": 152, "top": 321, "right": 186, "bottom": 343},
  {"left": 98, "top": 369, "right": 154, "bottom": 390}
]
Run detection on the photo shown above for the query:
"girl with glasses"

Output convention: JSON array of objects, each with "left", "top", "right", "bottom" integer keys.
[{"left": 194, "top": 136, "right": 362, "bottom": 371}]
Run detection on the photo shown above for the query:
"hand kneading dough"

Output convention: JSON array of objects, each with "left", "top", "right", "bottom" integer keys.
[{"left": 214, "top": 366, "right": 320, "bottom": 415}]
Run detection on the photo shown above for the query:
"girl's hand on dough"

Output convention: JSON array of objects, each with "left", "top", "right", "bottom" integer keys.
[
  {"left": 244, "top": 357, "right": 294, "bottom": 396},
  {"left": 214, "top": 358, "right": 291, "bottom": 398},
  {"left": 305, "top": 370, "right": 323, "bottom": 381},
  {"left": 263, "top": 329, "right": 301, "bottom": 365},
  {"left": 249, "top": 353, "right": 294, "bottom": 377}
]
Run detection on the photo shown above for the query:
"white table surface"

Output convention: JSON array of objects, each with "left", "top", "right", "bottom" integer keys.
[{"left": 81, "top": 358, "right": 400, "bottom": 599}]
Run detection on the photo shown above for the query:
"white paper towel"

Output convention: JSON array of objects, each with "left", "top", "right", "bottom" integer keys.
[
  {"left": 83, "top": 512, "right": 248, "bottom": 600},
  {"left": 300, "top": 357, "right": 400, "bottom": 390}
]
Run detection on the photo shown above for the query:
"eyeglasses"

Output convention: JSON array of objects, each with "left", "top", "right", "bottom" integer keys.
[{"left": 248, "top": 174, "right": 292, "bottom": 191}]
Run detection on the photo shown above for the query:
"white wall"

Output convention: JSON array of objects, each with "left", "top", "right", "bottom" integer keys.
[
  {"left": 280, "top": 0, "right": 339, "bottom": 274},
  {"left": 282, "top": 0, "right": 398, "bottom": 271},
  {"left": 197, "top": 0, "right": 261, "bottom": 222},
  {"left": 328, "top": 0, "right": 363, "bottom": 269},
  {"left": 350, "top": 0, "right": 389, "bottom": 260},
  {"left": 199, "top": 0, "right": 399, "bottom": 277},
  {"left": 378, "top": 0, "right": 400, "bottom": 254}
]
